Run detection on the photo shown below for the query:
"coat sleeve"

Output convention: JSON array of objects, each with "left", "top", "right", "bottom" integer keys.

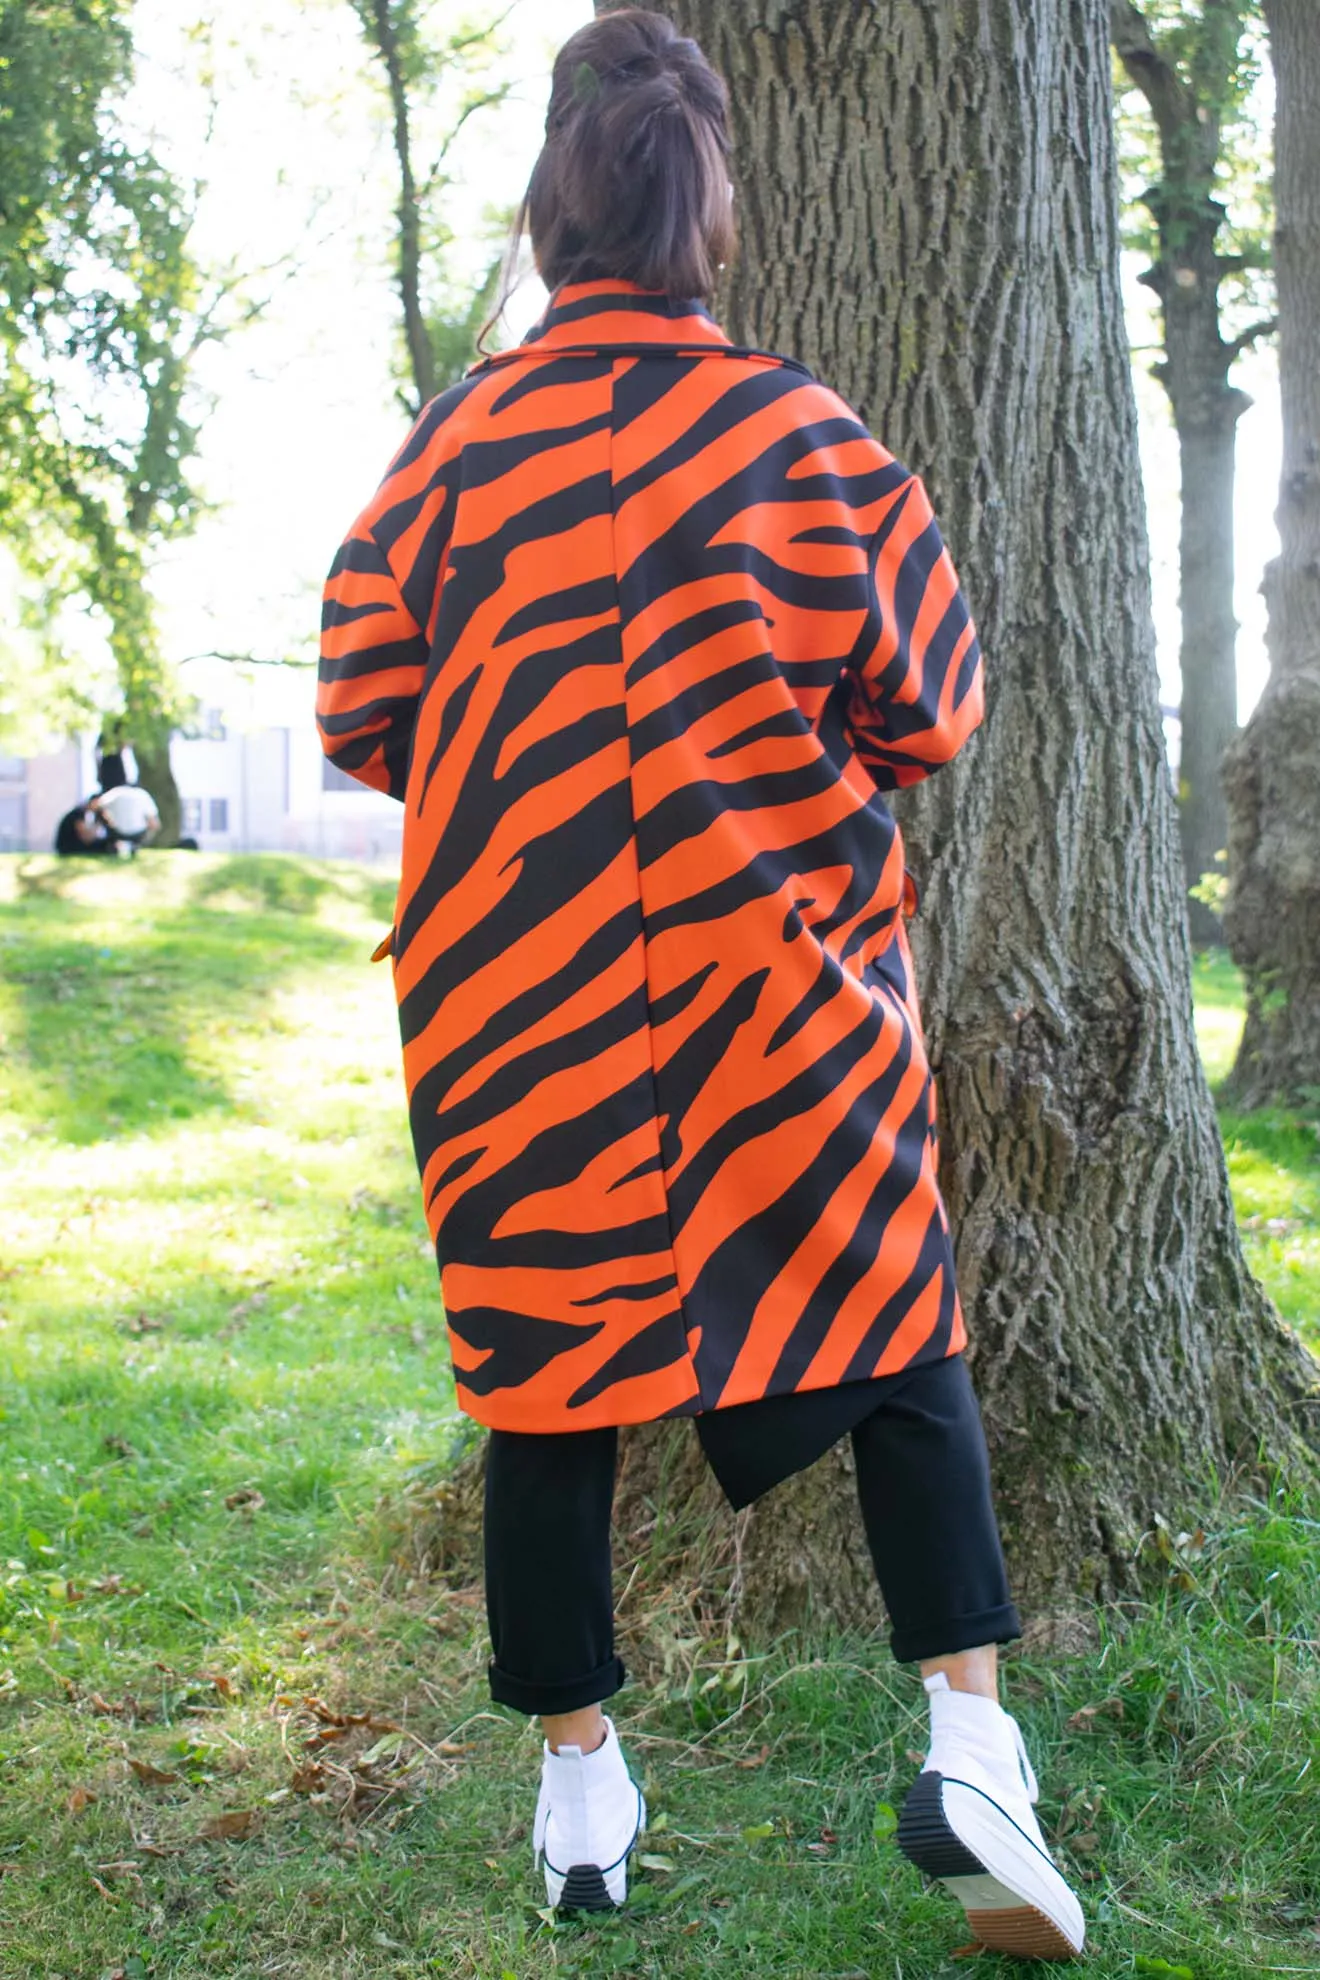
[
  {"left": 843, "top": 470, "right": 985, "bottom": 791},
  {"left": 317, "top": 393, "right": 462, "bottom": 801}
]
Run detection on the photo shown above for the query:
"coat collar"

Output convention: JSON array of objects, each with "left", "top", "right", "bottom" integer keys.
[{"left": 521, "top": 280, "right": 734, "bottom": 353}]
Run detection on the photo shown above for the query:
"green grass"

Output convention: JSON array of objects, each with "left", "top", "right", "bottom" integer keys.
[
  {"left": 1193, "top": 949, "right": 1320, "bottom": 1345},
  {"left": 1, "top": 856, "right": 1317, "bottom": 1979}
]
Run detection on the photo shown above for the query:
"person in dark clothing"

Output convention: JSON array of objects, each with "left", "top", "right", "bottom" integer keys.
[
  {"left": 54, "top": 804, "right": 114, "bottom": 857},
  {"left": 96, "top": 730, "right": 129, "bottom": 791}
]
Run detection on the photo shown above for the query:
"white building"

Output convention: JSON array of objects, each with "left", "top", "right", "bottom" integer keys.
[{"left": 4, "top": 659, "right": 402, "bottom": 863}]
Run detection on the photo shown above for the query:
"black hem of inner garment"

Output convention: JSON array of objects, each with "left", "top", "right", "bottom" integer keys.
[
  {"left": 697, "top": 1356, "right": 945, "bottom": 1511},
  {"left": 488, "top": 1654, "right": 626, "bottom": 1718}
]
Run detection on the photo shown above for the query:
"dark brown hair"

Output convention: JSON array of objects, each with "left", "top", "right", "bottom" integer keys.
[{"left": 521, "top": 8, "right": 735, "bottom": 302}]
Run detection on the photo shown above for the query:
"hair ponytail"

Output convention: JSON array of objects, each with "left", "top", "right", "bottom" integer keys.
[{"left": 482, "top": 8, "right": 735, "bottom": 347}]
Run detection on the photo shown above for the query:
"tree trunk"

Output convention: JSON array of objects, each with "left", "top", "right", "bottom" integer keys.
[
  {"left": 1176, "top": 410, "right": 1241, "bottom": 941},
  {"left": 565, "top": 0, "right": 1320, "bottom": 1635},
  {"left": 132, "top": 734, "right": 181, "bottom": 847},
  {"left": 369, "top": 0, "right": 437, "bottom": 413},
  {"left": 1222, "top": 0, "right": 1320, "bottom": 1109},
  {"left": 1110, "top": 1, "right": 1256, "bottom": 945}
]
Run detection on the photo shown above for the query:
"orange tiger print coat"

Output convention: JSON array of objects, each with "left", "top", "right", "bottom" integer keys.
[{"left": 319, "top": 283, "right": 984, "bottom": 1435}]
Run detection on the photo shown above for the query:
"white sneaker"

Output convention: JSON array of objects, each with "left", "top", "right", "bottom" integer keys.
[
  {"left": 532, "top": 1717, "right": 646, "bottom": 1912},
  {"left": 897, "top": 1673, "right": 1086, "bottom": 1961}
]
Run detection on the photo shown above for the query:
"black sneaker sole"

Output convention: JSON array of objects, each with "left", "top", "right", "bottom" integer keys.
[
  {"left": 556, "top": 1864, "right": 617, "bottom": 1913},
  {"left": 897, "top": 1770, "right": 986, "bottom": 1877}
]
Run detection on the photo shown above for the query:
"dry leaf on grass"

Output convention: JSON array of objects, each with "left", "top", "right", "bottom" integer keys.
[
  {"left": 199, "top": 1809, "right": 261, "bottom": 1841},
  {"left": 129, "top": 1759, "right": 180, "bottom": 1786},
  {"left": 735, "top": 1743, "right": 772, "bottom": 1770},
  {"left": 199, "top": 1670, "right": 236, "bottom": 1698},
  {"left": 1065, "top": 1698, "right": 1125, "bottom": 1730},
  {"left": 223, "top": 1487, "right": 265, "bottom": 1514},
  {"left": 65, "top": 1785, "right": 97, "bottom": 1813},
  {"left": 121, "top": 1313, "right": 164, "bottom": 1335}
]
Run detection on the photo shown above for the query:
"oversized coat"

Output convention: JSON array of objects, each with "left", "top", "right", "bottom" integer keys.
[{"left": 318, "top": 282, "right": 984, "bottom": 1438}]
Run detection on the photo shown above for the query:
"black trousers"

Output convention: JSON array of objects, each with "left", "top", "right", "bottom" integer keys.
[{"left": 484, "top": 1353, "right": 1020, "bottom": 1718}]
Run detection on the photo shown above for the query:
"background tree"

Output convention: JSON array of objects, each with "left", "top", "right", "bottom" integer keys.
[
  {"left": 0, "top": 0, "right": 199, "bottom": 827},
  {"left": 1221, "top": 0, "right": 1320, "bottom": 1107},
  {"left": 1110, "top": 0, "right": 1276, "bottom": 943},
  {"left": 563, "top": 0, "right": 1318, "bottom": 1631},
  {"left": 349, "top": 0, "right": 512, "bottom": 411}
]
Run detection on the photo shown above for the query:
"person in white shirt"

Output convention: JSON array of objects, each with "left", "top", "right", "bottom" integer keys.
[{"left": 88, "top": 781, "right": 160, "bottom": 854}]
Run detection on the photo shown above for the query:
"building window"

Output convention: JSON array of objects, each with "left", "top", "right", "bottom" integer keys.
[
  {"left": 209, "top": 797, "right": 229, "bottom": 833},
  {"left": 181, "top": 798, "right": 202, "bottom": 834},
  {"left": 203, "top": 707, "right": 227, "bottom": 741},
  {"left": 322, "top": 759, "right": 364, "bottom": 793}
]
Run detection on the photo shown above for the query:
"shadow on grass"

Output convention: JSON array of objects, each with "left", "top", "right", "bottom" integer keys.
[{"left": 0, "top": 855, "right": 396, "bottom": 1144}]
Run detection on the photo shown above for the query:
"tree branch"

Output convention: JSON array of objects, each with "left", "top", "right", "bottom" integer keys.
[
  {"left": 1110, "top": 0, "right": 1197, "bottom": 145},
  {"left": 1227, "top": 315, "right": 1279, "bottom": 360}
]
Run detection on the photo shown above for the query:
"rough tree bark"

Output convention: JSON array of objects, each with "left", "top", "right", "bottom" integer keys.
[
  {"left": 561, "top": 0, "right": 1316, "bottom": 1641},
  {"left": 1110, "top": 0, "right": 1272, "bottom": 946},
  {"left": 1222, "top": 0, "right": 1320, "bottom": 1108}
]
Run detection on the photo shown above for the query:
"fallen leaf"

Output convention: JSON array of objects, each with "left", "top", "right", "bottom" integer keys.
[
  {"left": 88, "top": 1873, "right": 119, "bottom": 1903},
  {"left": 65, "top": 1580, "right": 86, "bottom": 1603},
  {"left": 1071, "top": 1830, "right": 1101, "bottom": 1855},
  {"left": 130, "top": 1759, "right": 180, "bottom": 1786},
  {"left": 741, "top": 1821, "right": 775, "bottom": 1843},
  {"left": 638, "top": 1852, "right": 676, "bottom": 1873},
  {"left": 735, "top": 1742, "right": 772, "bottom": 1770},
  {"left": 872, "top": 1800, "right": 898, "bottom": 1840},
  {"left": 1065, "top": 1698, "right": 1125, "bottom": 1731},
  {"left": 66, "top": 1784, "right": 97, "bottom": 1814},
  {"left": 199, "top": 1809, "right": 260, "bottom": 1841},
  {"left": 200, "top": 1670, "right": 236, "bottom": 1698},
  {"left": 224, "top": 1488, "right": 265, "bottom": 1513}
]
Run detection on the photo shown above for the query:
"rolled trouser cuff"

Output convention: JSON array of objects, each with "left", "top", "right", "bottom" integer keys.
[
  {"left": 889, "top": 1602, "right": 1022, "bottom": 1666},
  {"left": 488, "top": 1653, "right": 626, "bottom": 1718}
]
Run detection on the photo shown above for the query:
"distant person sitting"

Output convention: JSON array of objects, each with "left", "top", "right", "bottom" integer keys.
[
  {"left": 53, "top": 804, "right": 114, "bottom": 857},
  {"left": 88, "top": 780, "right": 160, "bottom": 855}
]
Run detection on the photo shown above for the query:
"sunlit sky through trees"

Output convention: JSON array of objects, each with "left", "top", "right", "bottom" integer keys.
[{"left": 125, "top": 0, "right": 1278, "bottom": 738}]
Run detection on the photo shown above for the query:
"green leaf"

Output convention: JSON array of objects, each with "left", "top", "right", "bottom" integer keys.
[
  {"left": 872, "top": 1799, "right": 898, "bottom": 1839},
  {"left": 638, "top": 1852, "right": 676, "bottom": 1873},
  {"left": 741, "top": 1820, "right": 775, "bottom": 1842}
]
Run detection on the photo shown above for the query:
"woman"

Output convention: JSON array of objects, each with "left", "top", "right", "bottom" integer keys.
[{"left": 318, "top": 9, "right": 1084, "bottom": 1962}]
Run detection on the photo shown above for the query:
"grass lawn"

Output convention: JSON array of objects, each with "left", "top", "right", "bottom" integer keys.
[{"left": 1, "top": 854, "right": 1317, "bottom": 1980}]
